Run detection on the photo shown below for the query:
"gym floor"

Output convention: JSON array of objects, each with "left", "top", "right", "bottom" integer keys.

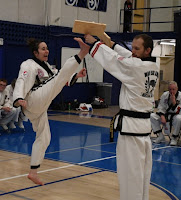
[{"left": 0, "top": 106, "right": 180, "bottom": 200}]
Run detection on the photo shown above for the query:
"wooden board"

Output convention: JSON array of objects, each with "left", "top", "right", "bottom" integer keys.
[
  {"left": 73, "top": 20, "right": 106, "bottom": 35},
  {"left": 72, "top": 20, "right": 111, "bottom": 47}
]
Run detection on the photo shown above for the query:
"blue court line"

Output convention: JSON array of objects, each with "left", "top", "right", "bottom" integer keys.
[
  {"left": 0, "top": 190, "right": 33, "bottom": 200},
  {"left": 0, "top": 119, "right": 180, "bottom": 199},
  {"left": 150, "top": 182, "right": 179, "bottom": 200},
  {"left": 0, "top": 169, "right": 104, "bottom": 196},
  {"left": 48, "top": 110, "right": 113, "bottom": 119}
]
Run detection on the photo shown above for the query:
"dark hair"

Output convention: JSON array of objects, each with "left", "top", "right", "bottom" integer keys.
[
  {"left": 26, "top": 38, "right": 43, "bottom": 56},
  {"left": 11, "top": 78, "right": 17, "bottom": 89},
  {"left": 134, "top": 34, "right": 153, "bottom": 55},
  {"left": 0, "top": 78, "right": 8, "bottom": 85}
]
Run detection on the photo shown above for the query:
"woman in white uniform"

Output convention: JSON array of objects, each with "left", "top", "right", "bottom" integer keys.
[
  {"left": 84, "top": 34, "right": 159, "bottom": 200},
  {"left": 13, "top": 37, "right": 90, "bottom": 185}
]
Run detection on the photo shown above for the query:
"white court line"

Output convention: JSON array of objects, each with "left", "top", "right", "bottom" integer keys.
[
  {"left": 152, "top": 146, "right": 173, "bottom": 151},
  {"left": 1, "top": 145, "right": 178, "bottom": 182},
  {"left": 0, "top": 155, "right": 116, "bottom": 182}
]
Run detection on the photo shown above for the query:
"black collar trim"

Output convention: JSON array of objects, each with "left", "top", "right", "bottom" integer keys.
[
  {"left": 141, "top": 57, "right": 156, "bottom": 62},
  {"left": 33, "top": 57, "right": 54, "bottom": 76}
]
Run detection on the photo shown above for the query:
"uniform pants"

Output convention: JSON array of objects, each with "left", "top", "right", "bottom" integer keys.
[
  {"left": 116, "top": 134, "right": 152, "bottom": 200},
  {"left": 23, "top": 57, "right": 79, "bottom": 167},
  {"left": 150, "top": 113, "right": 181, "bottom": 136},
  {"left": 0, "top": 108, "right": 17, "bottom": 125},
  {"left": 13, "top": 107, "right": 28, "bottom": 122}
]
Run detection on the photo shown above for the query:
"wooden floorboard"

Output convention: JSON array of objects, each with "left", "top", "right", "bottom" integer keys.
[{"left": 0, "top": 106, "right": 177, "bottom": 200}]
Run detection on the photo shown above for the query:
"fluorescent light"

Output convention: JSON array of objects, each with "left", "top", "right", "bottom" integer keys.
[{"left": 160, "top": 41, "right": 175, "bottom": 46}]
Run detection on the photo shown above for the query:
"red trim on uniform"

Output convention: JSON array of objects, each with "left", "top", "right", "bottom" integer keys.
[
  {"left": 176, "top": 106, "right": 180, "bottom": 114},
  {"left": 118, "top": 56, "right": 124, "bottom": 61},
  {"left": 91, "top": 42, "right": 103, "bottom": 57},
  {"left": 66, "top": 82, "right": 69, "bottom": 86}
]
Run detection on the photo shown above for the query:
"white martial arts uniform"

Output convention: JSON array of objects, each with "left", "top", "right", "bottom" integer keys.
[
  {"left": 13, "top": 56, "right": 81, "bottom": 168},
  {"left": 6, "top": 84, "right": 28, "bottom": 126},
  {"left": 0, "top": 89, "right": 16, "bottom": 126},
  {"left": 89, "top": 41, "right": 159, "bottom": 200},
  {"left": 151, "top": 91, "right": 181, "bottom": 136}
]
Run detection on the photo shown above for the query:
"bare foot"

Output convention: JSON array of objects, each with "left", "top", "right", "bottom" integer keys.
[
  {"left": 74, "top": 37, "right": 90, "bottom": 59},
  {"left": 28, "top": 173, "right": 44, "bottom": 185}
]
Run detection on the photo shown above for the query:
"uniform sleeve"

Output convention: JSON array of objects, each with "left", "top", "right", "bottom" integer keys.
[
  {"left": 89, "top": 41, "right": 138, "bottom": 84},
  {"left": 113, "top": 43, "right": 132, "bottom": 58},
  {"left": 4, "top": 94, "right": 12, "bottom": 108},
  {"left": 171, "top": 94, "right": 181, "bottom": 114},
  {"left": 171, "top": 103, "right": 181, "bottom": 114},
  {"left": 13, "top": 61, "right": 37, "bottom": 107},
  {"left": 1, "top": 90, "right": 12, "bottom": 108},
  {"left": 156, "top": 93, "right": 167, "bottom": 115},
  {"left": 66, "top": 73, "right": 77, "bottom": 86},
  {"left": 4, "top": 85, "right": 10, "bottom": 100}
]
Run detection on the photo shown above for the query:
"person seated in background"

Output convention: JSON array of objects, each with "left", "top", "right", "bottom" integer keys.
[
  {"left": 5, "top": 79, "right": 28, "bottom": 129},
  {"left": 150, "top": 81, "right": 181, "bottom": 145},
  {"left": 0, "top": 78, "right": 17, "bottom": 131}
]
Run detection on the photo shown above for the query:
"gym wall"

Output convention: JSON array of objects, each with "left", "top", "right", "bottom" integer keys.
[{"left": 0, "top": 0, "right": 180, "bottom": 105}]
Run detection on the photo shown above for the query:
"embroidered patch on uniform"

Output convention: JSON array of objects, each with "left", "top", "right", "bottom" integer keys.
[
  {"left": 38, "top": 69, "right": 44, "bottom": 78},
  {"left": 142, "top": 70, "right": 159, "bottom": 98},
  {"left": 118, "top": 56, "right": 124, "bottom": 61},
  {"left": 23, "top": 71, "right": 28, "bottom": 77},
  {"left": 176, "top": 106, "right": 180, "bottom": 114}
]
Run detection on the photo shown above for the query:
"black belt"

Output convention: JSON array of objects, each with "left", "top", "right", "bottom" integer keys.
[
  {"left": 165, "top": 112, "right": 177, "bottom": 132},
  {"left": 110, "top": 109, "right": 151, "bottom": 142},
  {"left": 119, "top": 109, "right": 150, "bottom": 119}
]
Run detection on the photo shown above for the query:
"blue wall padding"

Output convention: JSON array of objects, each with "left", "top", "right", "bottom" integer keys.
[
  {"left": 0, "top": 20, "right": 177, "bottom": 105},
  {"left": 51, "top": 83, "right": 97, "bottom": 106}
]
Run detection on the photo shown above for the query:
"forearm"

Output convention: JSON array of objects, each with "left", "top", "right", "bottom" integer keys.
[{"left": 89, "top": 41, "right": 126, "bottom": 81}]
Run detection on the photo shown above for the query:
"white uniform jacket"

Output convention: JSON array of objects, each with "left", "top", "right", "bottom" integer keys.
[
  {"left": 156, "top": 91, "right": 181, "bottom": 116},
  {"left": 5, "top": 85, "right": 13, "bottom": 105},
  {"left": 90, "top": 42, "right": 159, "bottom": 135},
  {"left": 13, "top": 59, "right": 76, "bottom": 105},
  {"left": 0, "top": 90, "right": 11, "bottom": 109}
]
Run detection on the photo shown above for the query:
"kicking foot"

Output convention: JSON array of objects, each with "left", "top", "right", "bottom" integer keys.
[
  {"left": 74, "top": 37, "right": 90, "bottom": 59},
  {"left": 27, "top": 173, "right": 44, "bottom": 186}
]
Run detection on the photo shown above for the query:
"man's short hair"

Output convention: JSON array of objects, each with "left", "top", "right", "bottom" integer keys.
[
  {"left": 168, "top": 81, "right": 178, "bottom": 88},
  {"left": 134, "top": 34, "right": 153, "bottom": 55}
]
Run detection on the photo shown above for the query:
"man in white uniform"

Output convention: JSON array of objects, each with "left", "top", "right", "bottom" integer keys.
[
  {"left": 13, "top": 37, "right": 90, "bottom": 185},
  {"left": 151, "top": 81, "right": 181, "bottom": 145},
  {"left": 0, "top": 78, "right": 16, "bottom": 131},
  {"left": 84, "top": 34, "right": 159, "bottom": 200}
]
